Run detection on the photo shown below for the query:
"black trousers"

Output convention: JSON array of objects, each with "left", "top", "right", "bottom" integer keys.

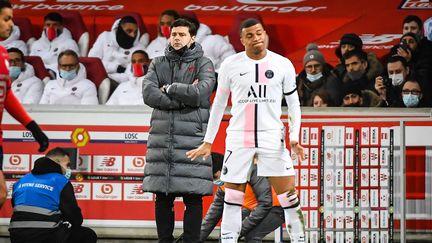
[
  {"left": 10, "top": 225, "right": 97, "bottom": 243},
  {"left": 155, "top": 193, "right": 203, "bottom": 243}
]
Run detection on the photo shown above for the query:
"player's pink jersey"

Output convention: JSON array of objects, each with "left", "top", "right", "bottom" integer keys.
[{"left": 204, "top": 50, "right": 300, "bottom": 149}]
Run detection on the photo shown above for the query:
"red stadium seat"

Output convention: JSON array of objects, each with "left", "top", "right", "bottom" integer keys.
[
  {"left": 227, "top": 13, "right": 264, "bottom": 52},
  {"left": 79, "top": 57, "right": 110, "bottom": 104},
  {"left": 115, "top": 12, "right": 149, "bottom": 47},
  {"left": 60, "top": 11, "right": 90, "bottom": 57},
  {"left": 25, "top": 56, "right": 51, "bottom": 84},
  {"left": 13, "top": 17, "right": 37, "bottom": 49}
]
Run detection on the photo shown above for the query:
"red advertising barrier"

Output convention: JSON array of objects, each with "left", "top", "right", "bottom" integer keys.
[{"left": 0, "top": 106, "right": 431, "bottom": 240}]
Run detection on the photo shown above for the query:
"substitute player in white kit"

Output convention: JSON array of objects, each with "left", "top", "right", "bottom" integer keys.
[{"left": 187, "top": 18, "right": 305, "bottom": 242}]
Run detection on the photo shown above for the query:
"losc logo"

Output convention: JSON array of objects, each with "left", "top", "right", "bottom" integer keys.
[
  {"left": 101, "top": 157, "right": 116, "bottom": 167},
  {"left": 101, "top": 184, "right": 113, "bottom": 194},
  {"left": 133, "top": 157, "right": 145, "bottom": 167},
  {"left": 73, "top": 183, "right": 85, "bottom": 194},
  {"left": 9, "top": 155, "right": 21, "bottom": 165},
  {"left": 237, "top": 0, "right": 304, "bottom": 4}
]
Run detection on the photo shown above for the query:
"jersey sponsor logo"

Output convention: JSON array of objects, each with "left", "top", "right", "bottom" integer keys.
[{"left": 248, "top": 84, "right": 267, "bottom": 98}]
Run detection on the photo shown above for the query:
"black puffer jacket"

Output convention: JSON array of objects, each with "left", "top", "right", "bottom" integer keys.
[{"left": 142, "top": 42, "right": 216, "bottom": 195}]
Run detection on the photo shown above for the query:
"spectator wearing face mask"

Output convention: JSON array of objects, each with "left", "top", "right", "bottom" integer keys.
[
  {"left": 145, "top": 9, "right": 180, "bottom": 59},
  {"left": 394, "top": 78, "right": 428, "bottom": 108},
  {"left": 340, "top": 82, "right": 383, "bottom": 107},
  {"left": 39, "top": 50, "right": 98, "bottom": 105},
  {"left": 106, "top": 50, "right": 150, "bottom": 105},
  {"left": 8, "top": 48, "right": 43, "bottom": 104},
  {"left": 342, "top": 49, "right": 379, "bottom": 93},
  {"left": 333, "top": 33, "right": 383, "bottom": 81},
  {"left": 374, "top": 56, "right": 410, "bottom": 107},
  {"left": 296, "top": 43, "right": 341, "bottom": 106},
  {"left": 1, "top": 25, "right": 27, "bottom": 55},
  {"left": 30, "top": 12, "right": 79, "bottom": 73},
  {"left": 88, "top": 16, "right": 145, "bottom": 85}
]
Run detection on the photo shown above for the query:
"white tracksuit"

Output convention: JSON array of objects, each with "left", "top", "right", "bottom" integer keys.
[
  {"left": 39, "top": 63, "right": 98, "bottom": 105},
  {"left": 30, "top": 27, "right": 79, "bottom": 71},
  {"left": 106, "top": 74, "right": 145, "bottom": 105},
  {"left": 88, "top": 19, "right": 145, "bottom": 80},
  {"left": 1, "top": 25, "right": 28, "bottom": 55},
  {"left": 11, "top": 63, "right": 43, "bottom": 104}
]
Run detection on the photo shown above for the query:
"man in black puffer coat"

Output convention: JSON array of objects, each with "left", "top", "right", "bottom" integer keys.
[{"left": 142, "top": 18, "right": 216, "bottom": 243}]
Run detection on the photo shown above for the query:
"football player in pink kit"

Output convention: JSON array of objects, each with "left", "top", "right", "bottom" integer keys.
[{"left": 187, "top": 18, "right": 305, "bottom": 242}]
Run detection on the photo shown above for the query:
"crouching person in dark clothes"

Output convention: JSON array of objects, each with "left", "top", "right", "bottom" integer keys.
[{"left": 9, "top": 147, "right": 97, "bottom": 243}]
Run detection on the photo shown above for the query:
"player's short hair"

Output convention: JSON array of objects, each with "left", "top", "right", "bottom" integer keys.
[
  {"left": 0, "top": 1, "right": 12, "bottom": 11},
  {"left": 7, "top": 48, "right": 25, "bottom": 62},
  {"left": 44, "top": 12, "right": 63, "bottom": 24},
  {"left": 170, "top": 18, "right": 197, "bottom": 37},
  {"left": 239, "top": 18, "right": 262, "bottom": 36}
]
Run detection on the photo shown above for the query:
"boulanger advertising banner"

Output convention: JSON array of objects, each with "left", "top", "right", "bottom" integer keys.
[
  {"left": 0, "top": 106, "right": 431, "bottom": 239},
  {"left": 11, "top": 0, "right": 431, "bottom": 71}
]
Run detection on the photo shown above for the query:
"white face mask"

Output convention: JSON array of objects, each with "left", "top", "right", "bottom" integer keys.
[
  {"left": 306, "top": 72, "right": 323, "bottom": 82},
  {"left": 391, "top": 73, "right": 404, "bottom": 86}
]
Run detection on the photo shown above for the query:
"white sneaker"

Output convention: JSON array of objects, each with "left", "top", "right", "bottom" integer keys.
[{"left": 289, "top": 233, "right": 305, "bottom": 243}]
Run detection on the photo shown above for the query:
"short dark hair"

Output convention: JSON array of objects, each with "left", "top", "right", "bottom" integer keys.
[
  {"left": 132, "top": 49, "right": 149, "bottom": 60},
  {"left": 160, "top": 9, "right": 180, "bottom": 20},
  {"left": 239, "top": 18, "right": 262, "bottom": 36},
  {"left": 180, "top": 12, "right": 200, "bottom": 31},
  {"left": 44, "top": 12, "right": 63, "bottom": 23},
  {"left": 342, "top": 49, "right": 368, "bottom": 63},
  {"left": 170, "top": 18, "right": 197, "bottom": 37},
  {"left": 46, "top": 147, "right": 70, "bottom": 158},
  {"left": 387, "top": 55, "right": 408, "bottom": 69},
  {"left": 211, "top": 152, "right": 224, "bottom": 175},
  {"left": 0, "top": 1, "right": 12, "bottom": 11},
  {"left": 7, "top": 47, "right": 25, "bottom": 62},
  {"left": 403, "top": 15, "right": 422, "bottom": 29},
  {"left": 58, "top": 49, "right": 79, "bottom": 63}
]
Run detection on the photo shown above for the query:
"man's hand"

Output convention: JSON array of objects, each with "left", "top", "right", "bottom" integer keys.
[
  {"left": 186, "top": 142, "right": 212, "bottom": 161},
  {"left": 290, "top": 141, "right": 305, "bottom": 161},
  {"left": 397, "top": 47, "right": 412, "bottom": 62},
  {"left": 374, "top": 76, "right": 387, "bottom": 99}
]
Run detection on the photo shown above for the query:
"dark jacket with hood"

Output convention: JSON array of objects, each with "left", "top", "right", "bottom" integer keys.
[
  {"left": 296, "top": 63, "right": 342, "bottom": 106},
  {"left": 142, "top": 42, "right": 216, "bottom": 195},
  {"left": 9, "top": 157, "right": 82, "bottom": 242},
  {"left": 200, "top": 165, "right": 274, "bottom": 242}
]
